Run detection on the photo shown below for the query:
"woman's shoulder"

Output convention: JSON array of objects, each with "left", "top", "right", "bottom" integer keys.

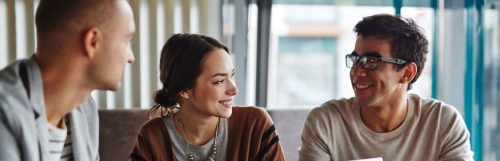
[
  {"left": 232, "top": 106, "right": 270, "bottom": 118},
  {"left": 137, "top": 117, "right": 168, "bottom": 136},
  {"left": 230, "top": 106, "right": 273, "bottom": 125}
]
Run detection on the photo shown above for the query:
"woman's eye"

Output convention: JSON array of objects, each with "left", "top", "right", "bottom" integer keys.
[{"left": 213, "top": 80, "right": 224, "bottom": 85}]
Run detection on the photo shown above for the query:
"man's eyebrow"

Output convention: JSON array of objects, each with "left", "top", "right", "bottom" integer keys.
[{"left": 362, "top": 52, "right": 382, "bottom": 57}]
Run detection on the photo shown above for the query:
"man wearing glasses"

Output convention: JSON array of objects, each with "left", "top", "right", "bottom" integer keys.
[{"left": 299, "top": 14, "right": 473, "bottom": 161}]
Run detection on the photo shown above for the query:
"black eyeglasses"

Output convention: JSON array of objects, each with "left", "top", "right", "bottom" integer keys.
[{"left": 345, "top": 52, "right": 407, "bottom": 70}]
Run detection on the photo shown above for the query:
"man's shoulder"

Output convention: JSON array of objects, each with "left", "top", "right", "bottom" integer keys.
[
  {"left": 0, "top": 58, "right": 34, "bottom": 98},
  {"left": 0, "top": 59, "right": 37, "bottom": 113},
  {"left": 0, "top": 92, "right": 30, "bottom": 109},
  {"left": 307, "top": 97, "right": 356, "bottom": 120},
  {"left": 0, "top": 85, "right": 35, "bottom": 137},
  {"left": 315, "top": 97, "right": 355, "bottom": 112},
  {"left": 0, "top": 80, "right": 31, "bottom": 115},
  {"left": 409, "top": 94, "right": 461, "bottom": 116},
  {"left": 409, "top": 94, "right": 464, "bottom": 129},
  {"left": 0, "top": 60, "right": 24, "bottom": 89}
]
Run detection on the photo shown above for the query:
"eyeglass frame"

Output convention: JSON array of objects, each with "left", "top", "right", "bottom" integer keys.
[{"left": 345, "top": 52, "right": 408, "bottom": 70}]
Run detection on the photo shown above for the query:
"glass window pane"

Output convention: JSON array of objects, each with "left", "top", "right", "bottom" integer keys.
[
  {"left": 0, "top": 0, "right": 6, "bottom": 68},
  {"left": 483, "top": 2, "right": 499, "bottom": 160},
  {"left": 268, "top": 2, "right": 395, "bottom": 109},
  {"left": 268, "top": 2, "right": 435, "bottom": 109},
  {"left": 401, "top": 7, "right": 435, "bottom": 98},
  {"left": 275, "top": 37, "right": 337, "bottom": 106}
]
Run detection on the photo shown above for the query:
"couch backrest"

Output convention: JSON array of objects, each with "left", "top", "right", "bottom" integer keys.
[
  {"left": 98, "top": 108, "right": 310, "bottom": 161},
  {"left": 98, "top": 109, "right": 149, "bottom": 161},
  {"left": 267, "top": 109, "right": 310, "bottom": 161}
]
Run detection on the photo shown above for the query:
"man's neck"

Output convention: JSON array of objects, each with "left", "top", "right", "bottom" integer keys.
[
  {"left": 360, "top": 96, "right": 408, "bottom": 133},
  {"left": 36, "top": 53, "right": 92, "bottom": 128}
]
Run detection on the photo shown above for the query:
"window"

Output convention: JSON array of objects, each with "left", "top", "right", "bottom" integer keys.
[
  {"left": 483, "top": 2, "right": 499, "bottom": 160},
  {"left": 270, "top": 36, "right": 337, "bottom": 108},
  {"left": 266, "top": 1, "right": 433, "bottom": 109}
]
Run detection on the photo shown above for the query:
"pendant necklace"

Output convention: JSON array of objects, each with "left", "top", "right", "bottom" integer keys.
[{"left": 178, "top": 115, "right": 219, "bottom": 161}]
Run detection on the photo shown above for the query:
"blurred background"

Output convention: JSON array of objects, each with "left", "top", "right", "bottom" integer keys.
[{"left": 0, "top": 0, "right": 498, "bottom": 160}]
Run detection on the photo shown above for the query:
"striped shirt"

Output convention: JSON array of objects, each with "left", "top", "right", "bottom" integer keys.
[
  {"left": 47, "top": 117, "right": 74, "bottom": 161},
  {"left": 47, "top": 120, "right": 67, "bottom": 161},
  {"left": 60, "top": 118, "right": 73, "bottom": 161}
]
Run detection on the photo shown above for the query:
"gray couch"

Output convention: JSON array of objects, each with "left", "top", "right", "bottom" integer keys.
[{"left": 98, "top": 109, "right": 310, "bottom": 161}]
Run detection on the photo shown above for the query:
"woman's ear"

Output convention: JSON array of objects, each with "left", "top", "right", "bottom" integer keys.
[
  {"left": 82, "top": 27, "right": 101, "bottom": 58},
  {"left": 179, "top": 90, "right": 191, "bottom": 99},
  {"left": 401, "top": 62, "right": 417, "bottom": 83}
]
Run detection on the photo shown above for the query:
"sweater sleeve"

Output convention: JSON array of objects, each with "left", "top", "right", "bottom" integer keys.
[
  {"left": 252, "top": 107, "right": 286, "bottom": 161},
  {"left": 130, "top": 132, "right": 153, "bottom": 161},
  {"left": 227, "top": 106, "right": 286, "bottom": 161},
  {"left": 298, "top": 107, "right": 331, "bottom": 161},
  {"left": 129, "top": 118, "right": 174, "bottom": 161}
]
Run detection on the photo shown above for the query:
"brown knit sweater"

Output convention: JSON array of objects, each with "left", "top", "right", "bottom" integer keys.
[{"left": 129, "top": 106, "right": 286, "bottom": 161}]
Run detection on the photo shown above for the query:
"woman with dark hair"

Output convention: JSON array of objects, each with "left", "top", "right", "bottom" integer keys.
[{"left": 129, "top": 33, "right": 285, "bottom": 161}]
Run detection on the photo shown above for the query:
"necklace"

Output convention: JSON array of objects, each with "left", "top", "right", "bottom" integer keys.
[{"left": 178, "top": 115, "right": 219, "bottom": 161}]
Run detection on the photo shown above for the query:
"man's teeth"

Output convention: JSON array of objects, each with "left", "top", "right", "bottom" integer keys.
[{"left": 356, "top": 84, "right": 370, "bottom": 89}]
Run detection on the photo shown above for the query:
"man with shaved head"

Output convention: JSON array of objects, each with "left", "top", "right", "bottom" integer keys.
[{"left": 0, "top": 0, "right": 135, "bottom": 160}]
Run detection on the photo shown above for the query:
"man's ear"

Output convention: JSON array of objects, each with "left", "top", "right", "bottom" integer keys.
[
  {"left": 401, "top": 62, "right": 417, "bottom": 83},
  {"left": 83, "top": 27, "right": 101, "bottom": 58}
]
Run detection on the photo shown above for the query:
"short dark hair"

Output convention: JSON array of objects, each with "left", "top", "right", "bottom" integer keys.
[
  {"left": 35, "top": 0, "right": 116, "bottom": 35},
  {"left": 150, "top": 33, "right": 229, "bottom": 117},
  {"left": 354, "top": 14, "right": 428, "bottom": 90}
]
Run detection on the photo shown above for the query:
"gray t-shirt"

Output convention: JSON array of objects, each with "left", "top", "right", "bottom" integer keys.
[
  {"left": 163, "top": 115, "right": 227, "bottom": 161},
  {"left": 299, "top": 94, "right": 474, "bottom": 161}
]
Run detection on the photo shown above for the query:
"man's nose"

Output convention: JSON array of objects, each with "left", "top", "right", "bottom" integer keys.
[{"left": 350, "top": 63, "right": 367, "bottom": 77}]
